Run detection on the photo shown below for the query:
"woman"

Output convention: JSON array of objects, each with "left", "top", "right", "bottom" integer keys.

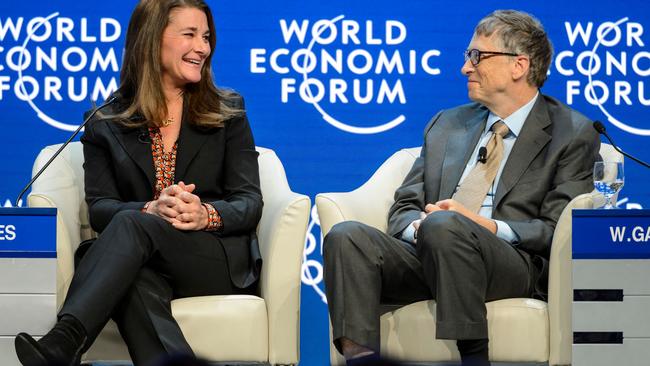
[{"left": 15, "top": 1, "right": 263, "bottom": 365}]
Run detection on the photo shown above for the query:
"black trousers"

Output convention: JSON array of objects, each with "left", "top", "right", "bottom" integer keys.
[
  {"left": 323, "top": 211, "right": 538, "bottom": 354},
  {"left": 59, "top": 210, "right": 250, "bottom": 365}
]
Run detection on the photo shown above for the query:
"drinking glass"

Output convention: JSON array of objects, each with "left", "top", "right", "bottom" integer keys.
[{"left": 593, "top": 161, "right": 624, "bottom": 209}]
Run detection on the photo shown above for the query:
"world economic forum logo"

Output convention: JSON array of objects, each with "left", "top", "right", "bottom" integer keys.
[
  {"left": 250, "top": 15, "right": 442, "bottom": 134},
  {"left": 556, "top": 17, "right": 650, "bottom": 136},
  {"left": 0, "top": 12, "right": 121, "bottom": 131},
  {"left": 302, "top": 205, "right": 327, "bottom": 304}
]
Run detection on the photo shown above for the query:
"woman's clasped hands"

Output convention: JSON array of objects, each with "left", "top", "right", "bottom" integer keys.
[{"left": 144, "top": 181, "right": 209, "bottom": 230}]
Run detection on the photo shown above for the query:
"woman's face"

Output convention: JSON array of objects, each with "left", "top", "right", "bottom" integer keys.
[{"left": 160, "top": 7, "right": 211, "bottom": 91}]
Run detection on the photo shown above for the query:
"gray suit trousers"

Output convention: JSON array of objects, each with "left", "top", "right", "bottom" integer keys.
[{"left": 323, "top": 211, "right": 538, "bottom": 353}]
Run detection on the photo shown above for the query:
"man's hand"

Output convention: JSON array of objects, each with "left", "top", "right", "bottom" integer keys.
[
  {"left": 420, "top": 199, "right": 497, "bottom": 234},
  {"left": 427, "top": 200, "right": 473, "bottom": 217}
]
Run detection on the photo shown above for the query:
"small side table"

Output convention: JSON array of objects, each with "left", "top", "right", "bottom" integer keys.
[
  {"left": 572, "top": 209, "right": 650, "bottom": 366},
  {"left": 0, "top": 208, "right": 57, "bottom": 366}
]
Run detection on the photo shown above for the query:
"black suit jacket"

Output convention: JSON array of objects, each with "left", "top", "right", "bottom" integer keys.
[
  {"left": 80, "top": 94, "right": 263, "bottom": 288},
  {"left": 388, "top": 95, "right": 601, "bottom": 298}
]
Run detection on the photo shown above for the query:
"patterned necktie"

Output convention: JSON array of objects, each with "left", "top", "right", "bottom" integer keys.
[{"left": 452, "top": 121, "right": 510, "bottom": 213}]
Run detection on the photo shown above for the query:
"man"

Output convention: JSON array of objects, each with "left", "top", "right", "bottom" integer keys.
[{"left": 323, "top": 10, "right": 600, "bottom": 366}]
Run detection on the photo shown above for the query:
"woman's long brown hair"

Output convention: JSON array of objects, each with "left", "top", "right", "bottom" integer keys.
[{"left": 115, "top": 0, "right": 240, "bottom": 128}]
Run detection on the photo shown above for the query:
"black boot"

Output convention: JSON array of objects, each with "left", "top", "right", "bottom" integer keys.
[
  {"left": 15, "top": 314, "right": 87, "bottom": 366},
  {"left": 457, "top": 338, "right": 490, "bottom": 366}
]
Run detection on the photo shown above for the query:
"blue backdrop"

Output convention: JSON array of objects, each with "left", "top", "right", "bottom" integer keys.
[{"left": 1, "top": 0, "right": 649, "bottom": 364}]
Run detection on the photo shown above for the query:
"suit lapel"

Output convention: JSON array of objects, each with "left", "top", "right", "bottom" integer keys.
[
  {"left": 174, "top": 121, "right": 211, "bottom": 181},
  {"left": 107, "top": 122, "right": 156, "bottom": 189},
  {"left": 494, "top": 97, "right": 552, "bottom": 207},
  {"left": 439, "top": 110, "right": 488, "bottom": 200}
]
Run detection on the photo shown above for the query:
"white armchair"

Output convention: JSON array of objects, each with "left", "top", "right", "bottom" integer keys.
[
  {"left": 317, "top": 144, "right": 622, "bottom": 366},
  {"left": 27, "top": 141, "right": 310, "bottom": 365}
]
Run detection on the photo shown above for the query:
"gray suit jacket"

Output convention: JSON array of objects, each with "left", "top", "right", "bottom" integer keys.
[{"left": 387, "top": 94, "right": 600, "bottom": 297}]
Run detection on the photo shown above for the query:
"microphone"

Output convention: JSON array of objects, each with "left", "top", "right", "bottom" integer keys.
[
  {"left": 14, "top": 96, "right": 118, "bottom": 207},
  {"left": 592, "top": 121, "right": 650, "bottom": 169},
  {"left": 478, "top": 146, "right": 487, "bottom": 164},
  {"left": 138, "top": 130, "right": 151, "bottom": 144}
]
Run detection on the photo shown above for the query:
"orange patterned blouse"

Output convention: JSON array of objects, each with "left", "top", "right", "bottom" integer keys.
[{"left": 142, "top": 127, "right": 222, "bottom": 231}]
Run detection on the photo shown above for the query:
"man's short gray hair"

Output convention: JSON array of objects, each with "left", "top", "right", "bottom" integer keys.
[{"left": 475, "top": 10, "right": 553, "bottom": 87}]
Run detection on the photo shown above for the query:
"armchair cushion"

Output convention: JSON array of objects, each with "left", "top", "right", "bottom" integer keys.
[
  {"left": 173, "top": 295, "right": 268, "bottom": 361},
  {"left": 381, "top": 298, "right": 548, "bottom": 362}
]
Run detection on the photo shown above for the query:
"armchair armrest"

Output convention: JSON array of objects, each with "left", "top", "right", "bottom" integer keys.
[
  {"left": 27, "top": 193, "right": 76, "bottom": 311},
  {"left": 27, "top": 142, "right": 88, "bottom": 310},
  {"left": 548, "top": 191, "right": 604, "bottom": 366},
  {"left": 256, "top": 148, "right": 311, "bottom": 365},
  {"left": 317, "top": 148, "right": 420, "bottom": 236}
]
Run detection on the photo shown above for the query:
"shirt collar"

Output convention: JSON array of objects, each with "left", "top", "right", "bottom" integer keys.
[{"left": 485, "top": 92, "right": 539, "bottom": 138}]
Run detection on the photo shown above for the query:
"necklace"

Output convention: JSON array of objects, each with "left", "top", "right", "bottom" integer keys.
[{"left": 161, "top": 116, "right": 174, "bottom": 127}]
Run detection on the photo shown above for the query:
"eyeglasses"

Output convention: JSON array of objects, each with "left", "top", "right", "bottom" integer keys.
[{"left": 464, "top": 48, "right": 519, "bottom": 66}]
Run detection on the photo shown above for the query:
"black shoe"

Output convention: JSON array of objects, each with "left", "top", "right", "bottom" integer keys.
[
  {"left": 15, "top": 315, "right": 87, "bottom": 366},
  {"left": 457, "top": 338, "right": 490, "bottom": 366},
  {"left": 346, "top": 352, "right": 382, "bottom": 366}
]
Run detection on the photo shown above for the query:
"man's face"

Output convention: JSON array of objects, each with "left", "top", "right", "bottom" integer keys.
[{"left": 461, "top": 33, "right": 515, "bottom": 107}]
